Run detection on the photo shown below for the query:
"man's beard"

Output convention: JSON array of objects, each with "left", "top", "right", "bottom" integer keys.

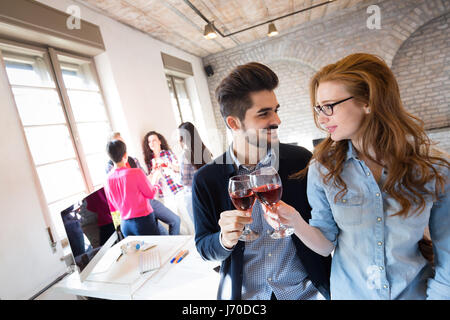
[{"left": 243, "top": 125, "right": 279, "bottom": 150}]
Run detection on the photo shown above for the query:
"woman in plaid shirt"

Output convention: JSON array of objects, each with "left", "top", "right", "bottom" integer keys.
[
  {"left": 142, "top": 131, "right": 184, "bottom": 198},
  {"left": 143, "top": 131, "right": 195, "bottom": 234}
]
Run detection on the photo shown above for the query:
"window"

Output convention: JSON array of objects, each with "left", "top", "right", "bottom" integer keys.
[
  {"left": 166, "top": 75, "right": 194, "bottom": 125},
  {"left": 57, "top": 53, "right": 111, "bottom": 189},
  {"left": 0, "top": 41, "right": 111, "bottom": 238}
]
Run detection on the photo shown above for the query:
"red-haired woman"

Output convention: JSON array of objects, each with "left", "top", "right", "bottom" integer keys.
[{"left": 265, "top": 53, "right": 449, "bottom": 299}]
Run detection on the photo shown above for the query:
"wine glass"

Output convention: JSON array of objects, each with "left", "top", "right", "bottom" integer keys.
[
  {"left": 228, "top": 175, "right": 259, "bottom": 242},
  {"left": 249, "top": 166, "right": 295, "bottom": 239}
]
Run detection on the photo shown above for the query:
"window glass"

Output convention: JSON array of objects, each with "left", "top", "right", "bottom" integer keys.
[{"left": 1, "top": 46, "right": 112, "bottom": 239}]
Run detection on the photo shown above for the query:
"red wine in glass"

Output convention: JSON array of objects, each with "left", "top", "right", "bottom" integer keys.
[
  {"left": 230, "top": 190, "right": 256, "bottom": 211},
  {"left": 249, "top": 166, "right": 294, "bottom": 239},
  {"left": 253, "top": 184, "right": 282, "bottom": 208},
  {"left": 228, "top": 175, "right": 259, "bottom": 242}
]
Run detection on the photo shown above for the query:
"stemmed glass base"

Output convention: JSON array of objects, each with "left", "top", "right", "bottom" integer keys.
[
  {"left": 269, "top": 224, "right": 295, "bottom": 239},
  {"left": 239, "top": 226, "right": 259, "bottom": 242},
  {"left": 267, "top": 204, "right": 294, "bottom": 239}
]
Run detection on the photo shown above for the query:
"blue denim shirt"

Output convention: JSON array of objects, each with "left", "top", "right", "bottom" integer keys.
[{"left": 307, "top": 140, "right": 450, "bottom": 299}]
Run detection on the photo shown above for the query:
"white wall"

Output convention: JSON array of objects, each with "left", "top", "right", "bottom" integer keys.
[{"left": 0, "top": 57, "right": 66, "bottom": 299}]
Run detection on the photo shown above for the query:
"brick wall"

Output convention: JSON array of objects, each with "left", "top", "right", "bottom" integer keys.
[
  {"left": 428, "top": 127, "right": 450, "bottom": 154},
  {"left": 202, "top": 0, "right": 450, "bottom": 153},
  {"left": 267, "top": 60, "right": 320, "bottom": 148},
  {"left": 392, "top": 13, "right": 450, "bottom": 131}
]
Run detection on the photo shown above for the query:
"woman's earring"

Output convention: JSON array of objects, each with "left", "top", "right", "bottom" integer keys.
[{"left": 366, "top": 108, "right": 371, "bottom": 114}]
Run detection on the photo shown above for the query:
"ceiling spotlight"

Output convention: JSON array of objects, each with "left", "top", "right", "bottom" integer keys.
[
  {"left": 204, "top": 22, "right": 217, "bottom": 39},
  {"left": 267, "top": 22, "right": 278, "bottom": 37}
]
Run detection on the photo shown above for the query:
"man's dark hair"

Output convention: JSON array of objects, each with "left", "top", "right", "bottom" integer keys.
[
  {"left": 107, "top": 139, "right": 127, "bottom": 164},
  {"left": 215, "top": 62, "right": 278, "bottom": 124}
]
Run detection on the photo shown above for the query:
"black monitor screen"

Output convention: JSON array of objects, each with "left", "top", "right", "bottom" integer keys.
[
  {"left": 312, "top": 138, "right": 325, "bottom": 147},
  {"left": 60, "top": 187, "right": 120, "bottom": 272}
]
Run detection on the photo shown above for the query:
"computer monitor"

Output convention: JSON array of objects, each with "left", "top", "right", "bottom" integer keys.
[
  {"left": 60, "top": 187, "right": 123, "bottom": 282},
  {"left": 312, "top": 138, "right": 325, "bottom": 147}
]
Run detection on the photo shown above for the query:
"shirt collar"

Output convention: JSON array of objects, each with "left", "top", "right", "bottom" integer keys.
[
  {"left": 228, "top": 143, "right": 275, "bottom": 171},
  {"left": 346, "top": 140, "right": 359, "bottom": 161}
]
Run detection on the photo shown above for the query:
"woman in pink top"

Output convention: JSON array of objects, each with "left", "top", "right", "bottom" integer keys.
[{"left": 104, "top": 139, "right": 161, "bottom": 237}]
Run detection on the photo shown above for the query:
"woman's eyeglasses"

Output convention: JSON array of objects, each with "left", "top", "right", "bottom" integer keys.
[{"left": 314, "top": 96, "right": 354, "bottom": 116}]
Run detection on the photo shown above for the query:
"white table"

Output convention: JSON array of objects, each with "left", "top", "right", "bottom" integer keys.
[{"left": 54, "top": 235, "right": 220, "bottom": 300}]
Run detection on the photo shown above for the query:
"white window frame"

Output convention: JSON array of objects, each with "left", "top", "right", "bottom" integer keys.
[
  {"left": 0, "top": 38, "right": 112, "bottom": 241},
  {"left": 166, "top": 74, "right": 195, "bottom": 125}
]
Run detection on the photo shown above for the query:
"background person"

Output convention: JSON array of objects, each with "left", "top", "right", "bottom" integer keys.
[
  {"left": 178, "top": 122, "right": 213, "bottom": 223},
  {"left": 106, "top": 132, "right": 180, "bottom": 235},
  {"left": 104, "top": 139, "right": 160, "bottom": 237},
  {"left": 143, "top": 131, "right": 192, "bottom": 234}
]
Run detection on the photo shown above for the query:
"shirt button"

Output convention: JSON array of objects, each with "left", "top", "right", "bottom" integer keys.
[
  {"left": 383, "top": 284, "right": 388, "bottom": 289},
  {"left": 268, "top": 277, "right": 272, "bottom": 281},
  {"left": 376, "top": 193, "right": 380, "bottom": 197},
  {"left": 377, "top": 241, "right": 383, "bottom": 246},
  {"left": 342, "top": 199, "right": 347, "bottom": 203},
  {"left": 377, "top": 217, "right": 382, "bottom": 222},
  {"left": 268, "top": 253, "right": 272, "bottom": 257},
  {"left": 266, "top": 230, "right": 271, "bottom": 235},
  {"left": 366, "top": 172, "right": 371, "bottom": 176},
  {"left": 379, "top": 266, "right": 384, "bottom": 271}
]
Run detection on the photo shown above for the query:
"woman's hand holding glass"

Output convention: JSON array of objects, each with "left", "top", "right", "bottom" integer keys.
[
  {"left": 262, "top": 200, "right": 302, "bottom": 231},
  {"left": 152, "top": 158, "right": 165, "bottom": 168},
  {"left": 249, "top": 166, "right": 295, "bottom": 239}
]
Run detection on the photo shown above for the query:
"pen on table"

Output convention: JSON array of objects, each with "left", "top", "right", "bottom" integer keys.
[
  {"left": 170, "top": 250, "right": 186, "bottom": 264},
  {"left": 175, "top": 250, "right": 189, "bottom": 264}
]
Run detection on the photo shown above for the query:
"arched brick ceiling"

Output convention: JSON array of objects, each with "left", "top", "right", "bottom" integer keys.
[{"left": 77, "top": 0, "right": 365, "bottom": 57}]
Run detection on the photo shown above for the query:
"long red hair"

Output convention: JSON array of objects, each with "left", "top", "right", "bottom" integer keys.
[{"left": 293, "top": 53, "right": 449, "bottom": 217}]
